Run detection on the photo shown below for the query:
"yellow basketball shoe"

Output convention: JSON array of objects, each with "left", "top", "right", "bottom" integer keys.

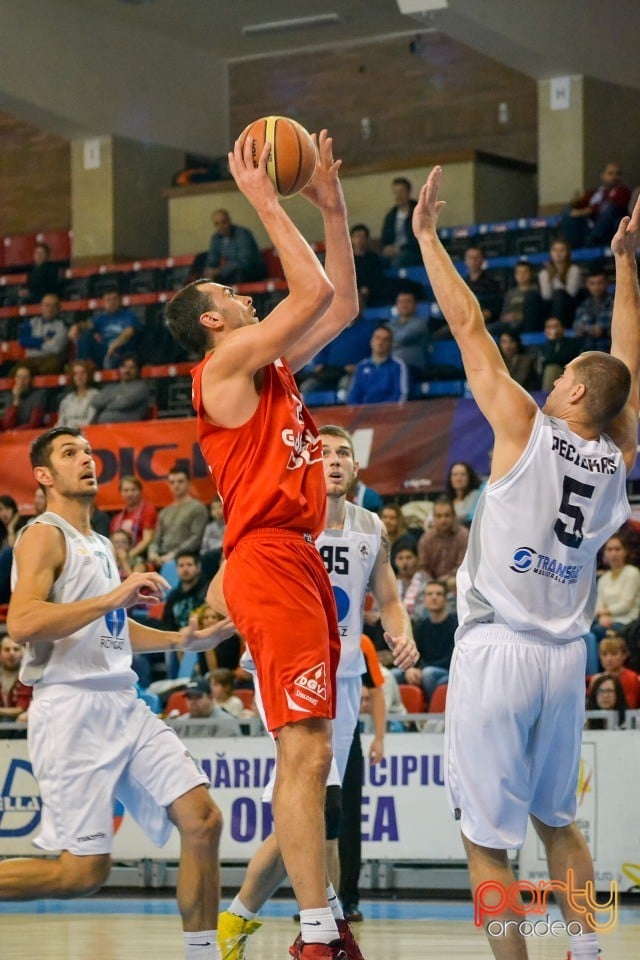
[{"left": 218, "top": 911, "right": 263, "bottom": 960}]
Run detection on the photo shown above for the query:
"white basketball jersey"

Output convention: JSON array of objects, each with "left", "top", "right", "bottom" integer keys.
[
  {"left": 316, "top": 501, "right": 383, "bottom": 677},
  {"left": 457, "top": 410, "right": 630, "bottom": 642},
  {"left": 12, "top": 512, "right": 136, "bottom": 690}
]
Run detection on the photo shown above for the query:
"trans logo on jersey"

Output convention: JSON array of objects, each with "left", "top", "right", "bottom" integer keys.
[{"left": 510, "top": 547, "right": 584, "bottom": 585}]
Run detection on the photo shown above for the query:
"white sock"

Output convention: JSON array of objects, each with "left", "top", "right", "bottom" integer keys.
[
  {"left": 299, "top": 907, "right": 339, "bottom": 945},
  {"left": 568, "top": 931, "right": 599, "bottom": 959},
  {"left": 183, "top": 930, "right": 220, "bottom": 959},
  {"left": 326, "top": 884, "right": 344, "bottom": 921},
  {"left": 228, "top": 896, "right": 259, "bottom": 921}
]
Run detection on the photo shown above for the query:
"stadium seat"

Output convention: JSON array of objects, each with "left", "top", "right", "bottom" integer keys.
[
  {"left": 304, "top": 390, "right": 339, "bottom": 407},
  {"left": 165, "top": 690, "right": 188, "bottom": 717},
  {"left": 3, "top": 233, "right": 37, "bottom": 267},
  {"left": 399, "top": 684, "right": 426, "bottom": 713},
  {"left": 428, "top": 684, "right": 448, "bottom": 713},
  {"left": 234, "top": 688, "right": 255, "bottom": 711}
]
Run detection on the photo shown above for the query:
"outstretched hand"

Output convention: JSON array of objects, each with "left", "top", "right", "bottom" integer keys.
[
  {"left": 611, "top": 193, "right": 640, "bottom": 257},
  {"left": 228, "top": 133, "right": 278, "bottom": 210},
  {"left": 300, "top": 130, "right": 345, "bottom": 213},
  {"left": 110, "top": 571, "right": 170, "bottom": 610},
  {"left": 180, "top": 614, "right": 236, "bottom": 653},
  {"left": 412, "top": 165, "right": 447, "bottom": 240}
]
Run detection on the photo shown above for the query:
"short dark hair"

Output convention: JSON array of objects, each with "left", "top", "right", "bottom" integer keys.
[
  {"left": 165, "top": 280, "right": 214, "bottom": 358},
  {"left": 176, "top": 549, "right": 200, "bottom": 564},
  {"left": 350, "top": 223, "right": 370, "bottom": 237},
  {"left": 318, "top": 424, "right": 354, "bottom": 456},
  {"left": 168, "top": 463, "right": 190, "bottom": 480},
  {"left": 30, "top": 426, "right": 83, "bottom": 471},
  {"left": 572, "top": 351, "right": 631, "bottom": 430},
  {"left": 34, "top": 241, "right": 50, "bottom": 256},
  {"left": 392, "top": 176, "right": 411, "bottom": 191}
]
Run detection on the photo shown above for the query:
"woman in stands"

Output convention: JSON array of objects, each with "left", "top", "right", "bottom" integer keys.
[
  {"left": 585, "top": 673, "right": 628, "bottom": 729},
  {"left": 56, "top": 360, "right": 99, "bottom": 429},
  {"left": 445, "top": 462, "right": 483, "bottom": 525},
  {"left": 537, "top": 238, "right": 584, "bottom": 325}
]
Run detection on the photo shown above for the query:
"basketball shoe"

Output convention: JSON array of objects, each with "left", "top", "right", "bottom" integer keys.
[
  {"left": 217, "top": 911, "right": 262, "bottom": 960},
  {"left": 289, "top": 921, "right": 363, "bottom": 960}
]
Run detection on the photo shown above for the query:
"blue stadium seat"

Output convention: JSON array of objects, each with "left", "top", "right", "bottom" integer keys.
[
  {"left": 429, "top": 340, "right": 463, "bottom": 369},
  {"left": 304, "top": 390, "right": 340, "bottom": 407},
  {"left": 415, "top": 380, "right": 465, "bottom": 398}
]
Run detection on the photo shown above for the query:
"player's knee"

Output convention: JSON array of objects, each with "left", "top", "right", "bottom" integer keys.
[
  {"left": 182, "top": 797, "right": 223, "bottom": 854},
  {"left": 59, "top": 853, "right": 111, "bottom": 897},
  {"left": 324, "top": 785, "right": 342, "bottom": 840}
]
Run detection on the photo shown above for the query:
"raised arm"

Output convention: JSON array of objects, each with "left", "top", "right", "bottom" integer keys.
[
  {"left": 212, "top": 136, "right": 334, "bottom": 377},
  {"left": 285, "top": 130, "right": 359, "bottom": 372},
  {"left": 607, "top": 196, "right": 640, "bottom": 469},
  {"left": 412, "top": 167, "right": 537, "bottom": 477}
]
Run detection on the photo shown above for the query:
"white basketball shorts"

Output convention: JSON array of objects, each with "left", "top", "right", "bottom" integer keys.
[
  {"left": 28, "top": 686, "right": 209, "bottom": 856},
  {"left": 444, "top": 625, "right": 586, "bottom": 849}
]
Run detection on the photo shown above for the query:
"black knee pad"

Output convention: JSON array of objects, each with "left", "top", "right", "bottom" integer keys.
[{"left": 324, "top": 784, "right": 342, "bottom": 840}]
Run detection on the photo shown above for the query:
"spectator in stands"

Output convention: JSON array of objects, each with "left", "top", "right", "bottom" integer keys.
[
  {"left": 587, "top": 635, "right": 640, "bottom": 710},
  {"left": 463, "top": 246, "right": 502, "bottom": 325},
  {"left": 592, "top": 534, "right": 640, "bottom": 639},
  {"left": 346, "top": 325, "right": 410, "bottom": 404},
  {"left": 204, "top": 208, "right": 266, "bottom": 284},
  {"left": 537, "top": 239, "right": 584, "bottom": 325},
  {"left": 0, "top": 495, "right": 27, "bottom": 550},
  {"left": 209, "top": 668, "right": 246, "bottom": 718},
  {"left": 161, "top": 549, "right": 209, "bottom": 680},
  {"left": 0, "top": 635, "right": 32, "bottom": 723},
  {"left": 393, "top": 580, "right": 456, "bottom": 703},
  {"left": 110, "top": 475, "right": 158, "bottom": 560},
  {"left": 110, "top": 529, "right": 134, "bottom": 580},
  {"left": 56, "top": 360, "right": 100, "bottom": 429},
  {"left": 71, "top": 288, "right": 142, "bottom": 370},
  {"left": 498, "top": 330, "right": 538, "bottom": 390},
  {"left": 380, "top": 176, "right": 421, "bottom": 268},
  {"left": 18, "top": 242, "right": 60, "bottom": 305},
  {"left": 199, "top": 498, "right": 225, "bottom": 580},
  {"left": 380, "top": 503, "right": 420, "bottom": 571},
  {"left": 298, "top": 291, "right": 377, "bottom": 399},
  {"left": 585, "top": 673, "right": 627, "bottom": 729},
  {"left": 491, "top": 260, "right": 544, "bottom": 334},
  {"left": 350, "top": 223, "right": 384, "bottom": 306},
  {"left": 573, "top": 265, "right": 614, "bottom": 351},
  {"left": 18, "top": 293, "right": 68, "bottom": 374},
  {"left": 147, "top": 466, "right": 209, "bottom": 570},
  {"left": 387, "top": 290, "right": 430, "bottom": 379},
  {"left": 33, "top": 487, "right": 46, "bottom": 516},
  {"left": 88, "top": 355, "right": 149, "bottom": 424},
  {"left": 394, "top": 544, "right": 428, "bottom": 618},
  {"left": 180, "top": 678, "right": 241, "bottom": 736},
  {"left": 0, "top": 365, "right": 46, "bottom": 431},
  {"left": 417, "top": 496, "right": 468, "bottom": 596},
  {"left": 539, "top": 316, "right": 581, "bottom": 393},
  {"left": 349, "top": 476, "right": 384, "bottom": 513},
  {"left": 194, "top": 603, "right": 241, "bottom": 673},
  {"left": 446, "top": 461, "right": 483, "bottom": 526},
  {"left": 561, "top": 162, "right": 631, "bottom": 248}
]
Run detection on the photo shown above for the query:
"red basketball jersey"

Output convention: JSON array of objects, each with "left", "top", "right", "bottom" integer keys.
[{"left": 192, "top": 354, "right": 326, "bottom": 554}]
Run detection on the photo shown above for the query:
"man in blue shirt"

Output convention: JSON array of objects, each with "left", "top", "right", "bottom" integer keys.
[
  {"left": 71, "top": 287, "right": 141, "bottom": 370},
  {"left": 204, "top": 209, "right": 266, "bottom": 284},
  {"left": 346, "top": 325, "right": 410, "bottom": 404}
]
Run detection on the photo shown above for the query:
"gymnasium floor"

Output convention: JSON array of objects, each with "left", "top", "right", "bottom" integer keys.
[{"left": 2, "top": 896, "right": 639, "bottom": 959}]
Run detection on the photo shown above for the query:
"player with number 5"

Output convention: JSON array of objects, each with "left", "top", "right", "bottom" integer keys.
[{"left": 411, "top": 168, "right": 640, "bottom": 960}]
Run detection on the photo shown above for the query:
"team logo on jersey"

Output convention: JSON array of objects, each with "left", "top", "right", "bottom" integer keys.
[
  {"left": 294, "top": 662, "right": 328, "bottom": 702},
  {"left": 358, "top": 542, "right": 370, "bottom": 561},
  {"left": 76, "top": 543, "right": 92, "bottom": 565},
  {"left": 332, "top": 585, "right": 350, "bottom": 621},
  {"left": 510, "top": 547, "right": 584, "bottom": 584},
  {"left": 510, "top": 547, "right": 536, "bottom": 573},
  {"left": 105, "top": 608, "right": 126, "bottom": 636}
]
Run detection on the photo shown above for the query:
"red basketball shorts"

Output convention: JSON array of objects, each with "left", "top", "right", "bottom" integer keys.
[{"left": 223, "top": 529, "right": 339, "bottom": 732}]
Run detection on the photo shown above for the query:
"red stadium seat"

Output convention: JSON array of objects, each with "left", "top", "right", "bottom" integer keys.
[
  {"left": 234, "top": 688, "right": 255, "bottom": 711},
  {"left": 3, "top": 233, "right": 38, "bottom": 267},
  {"left": 37, "top": 229, "right": 72, "bottom": 261},
  {"left": 399, "top": 684, "right": 426, "bottom": 713},
  {"left": 428, "top": 684, "right": 448, "bottom": 713},
  {"left": 165, "top": 690, "right": 188, "bottom": 717}
]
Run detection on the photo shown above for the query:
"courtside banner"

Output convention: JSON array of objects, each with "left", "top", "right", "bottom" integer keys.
[
  {"left": 0, "top": 734, "right": 464, "bottom": 861},
  {"left": 0, "top": 399, "right": 460, "bottom": 511}
]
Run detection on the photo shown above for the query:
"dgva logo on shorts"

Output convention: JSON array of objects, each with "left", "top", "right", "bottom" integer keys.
[
  {"left": 294, "top": 663, "right": 327, "bottom": 701},
  {"left": 510, "top": 547, "right": 536, "bottom": 573}
]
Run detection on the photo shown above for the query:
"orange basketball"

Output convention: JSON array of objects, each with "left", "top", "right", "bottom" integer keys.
[{"left": 240, "top": 116, "right": 318, "bottom": 197}]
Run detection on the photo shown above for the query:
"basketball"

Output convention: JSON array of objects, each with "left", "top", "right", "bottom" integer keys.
[{"left": 240, "top": 116, "right": 318, "bottom": 197}]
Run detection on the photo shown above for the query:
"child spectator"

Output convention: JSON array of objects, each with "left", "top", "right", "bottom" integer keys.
[
  {"left": 587, "top": 634, "right": 640, "bottom": 709},
  {"left": 209, "top": 668, "right": 248, "bottom": 718}
]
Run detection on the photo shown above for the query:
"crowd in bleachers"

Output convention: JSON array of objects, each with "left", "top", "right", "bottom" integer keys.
[{"left": 1, "top": 167, "right": 640, "bottom": 736}]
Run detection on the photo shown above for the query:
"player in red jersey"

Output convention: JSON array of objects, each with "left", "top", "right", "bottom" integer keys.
[{"left": 166, "top": 130, "right": 360, "bottom": 960}]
